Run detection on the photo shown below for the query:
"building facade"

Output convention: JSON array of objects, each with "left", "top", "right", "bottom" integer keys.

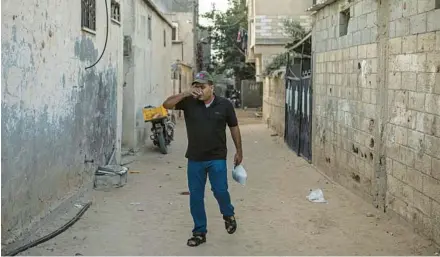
[
  {"left": 1, "top": 0, "right": 124, "bottom": 244},
  {"left": 122, "top": 0, "right": 173, "bottom": 150},
  {"left": 2, "top": 0, "right": 175, "bottom": 246},
  {"left": 310, "top": 0, "right": 440, "bottom": 245},
  {"left": 198, "top": 27, "right": 212, "bottom": 71},
  {"left": 246, "top": 0, "right": 313, "bottom": 81},
  {"left": 168, "top": 11, "right": 195, "bottom": 67}
]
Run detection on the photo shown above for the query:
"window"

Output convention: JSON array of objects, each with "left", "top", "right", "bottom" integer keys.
[
  {"left": 111, "top": 0, "right": 121, "bottom": 23},
  {"left": 148, "top": 16, "right": 152, "bottom": 40},
  {"left": 172, "top": 22, "right": 179, "bottom": 41},
  {"left": 164, "top": 30, "right": 166, "bottom": 47},
  {"left": 81, "top": 0, "right": 96, "bottom": 31},
  {"left": 172, "top": 27, "right": 177, "bottom": 40},
  {"left": 436, "top": 0, "right": 440, "bottom": 9},
  {"left": 339, "top": 8, "right": 350, "bottom": 37}
]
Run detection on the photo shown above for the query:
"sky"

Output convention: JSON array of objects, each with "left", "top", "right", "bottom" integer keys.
[
  {"left": 199, "top": 0, "right": 229, "bottom": 26},
  {"left": 198, "top": 0, "right": 230, "bottom": 64}
]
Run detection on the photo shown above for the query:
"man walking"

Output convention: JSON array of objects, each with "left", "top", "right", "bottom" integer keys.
[{"left": 163, "top": 71, "right": 243, "bottom": 247}]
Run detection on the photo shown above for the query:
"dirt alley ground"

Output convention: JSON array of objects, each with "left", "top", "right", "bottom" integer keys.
[{"left": 22, "top": 109, "right": 437, "bottom": 256}]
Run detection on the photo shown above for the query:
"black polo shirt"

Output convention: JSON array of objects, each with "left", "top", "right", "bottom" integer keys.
[{"left": 175, "top": 95, "right": 238, "bottom": 161}]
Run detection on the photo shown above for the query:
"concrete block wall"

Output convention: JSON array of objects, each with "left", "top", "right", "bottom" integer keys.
[
  {"left": 263, "top": 76, "right": 286, "bottom": 137},
  {"left": 1, "top": 0, "right": 123, "bottom": 243},
  {"left": 385, "top": 0, "right": 440, "bottom": 244},
  {"left": 255, "top": 15, "right": 312, "bottom": 41},
  {"left": 312, "top": 0, "right": 440, "bottom": 245},
  {"left": 312, "top": 0, "right": 379, "bottom": 202}
]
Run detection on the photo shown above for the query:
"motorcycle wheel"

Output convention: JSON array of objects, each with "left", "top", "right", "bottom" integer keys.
[{"left": 157, "top": 130, "right": 168, "bottom": 154}]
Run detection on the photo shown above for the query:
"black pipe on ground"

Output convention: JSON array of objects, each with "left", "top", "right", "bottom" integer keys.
[{"left": 4, "top": 202, "right": 92, "bottom": 256}]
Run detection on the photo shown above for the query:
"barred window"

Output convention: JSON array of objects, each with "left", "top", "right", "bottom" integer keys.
[
  {"left": 111, "top": 0, "right": 121, "bottom": 22},
  {"left": 81, "top": 0, "right": 96, "bottom": 31}
]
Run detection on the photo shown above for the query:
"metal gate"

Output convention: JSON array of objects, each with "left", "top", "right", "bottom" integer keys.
[{"left": 284, "top": 53, "right": 313, "bottom": 161}]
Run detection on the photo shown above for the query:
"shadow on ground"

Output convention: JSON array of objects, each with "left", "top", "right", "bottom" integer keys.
[{"left": 21, "top": 111, "right": 437, "bottom": 256}]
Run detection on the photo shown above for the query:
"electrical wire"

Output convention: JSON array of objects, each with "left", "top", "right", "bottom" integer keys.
[
  {"left": 3, "top": 202, "right": 92, "bottom": 256},
  {"left": 85, "top": 0, "right": 109, "bottom": 70}
]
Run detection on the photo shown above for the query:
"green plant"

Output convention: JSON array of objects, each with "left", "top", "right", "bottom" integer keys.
[
  {"left": 264, "top": 18, "right": 307, "bottom": 75},
  {"left": 202, "top": 0, "right": 255, "bottom": 83},
  {"left": 264, "top": 53, "right": 287, "bottom": 76}
]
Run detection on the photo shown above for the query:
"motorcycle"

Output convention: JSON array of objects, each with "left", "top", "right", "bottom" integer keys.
[
  {"left": 228, "top": 90, "right": 241, "bottom": 108},
  {"left": 143, "top": 106, "right": 175, "bottom": 154}
]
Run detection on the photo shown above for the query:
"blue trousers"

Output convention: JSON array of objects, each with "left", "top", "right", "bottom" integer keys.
[{"left": 187, "top": 160, "right": 235, "bottom": 234}]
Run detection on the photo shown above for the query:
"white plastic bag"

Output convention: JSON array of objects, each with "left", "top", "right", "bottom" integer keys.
[
  {"left": 232, "top": 164, "right": 247, "bottom": 186},
  {"left": 306, "top": 189, "right": 327, "bottom": 203}
]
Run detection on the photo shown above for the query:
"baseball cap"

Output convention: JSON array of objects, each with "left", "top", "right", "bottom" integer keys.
[{"left": 192, "top": 71, "right": 214, "bottom": 85}]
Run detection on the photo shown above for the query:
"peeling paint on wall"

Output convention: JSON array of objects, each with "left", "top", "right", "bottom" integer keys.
[
  {"left": 74, "top": 36, "right": 99, "bottom": 63},
  {"left": 1, "top": 0, "right": 123, "bottom": 244}
]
